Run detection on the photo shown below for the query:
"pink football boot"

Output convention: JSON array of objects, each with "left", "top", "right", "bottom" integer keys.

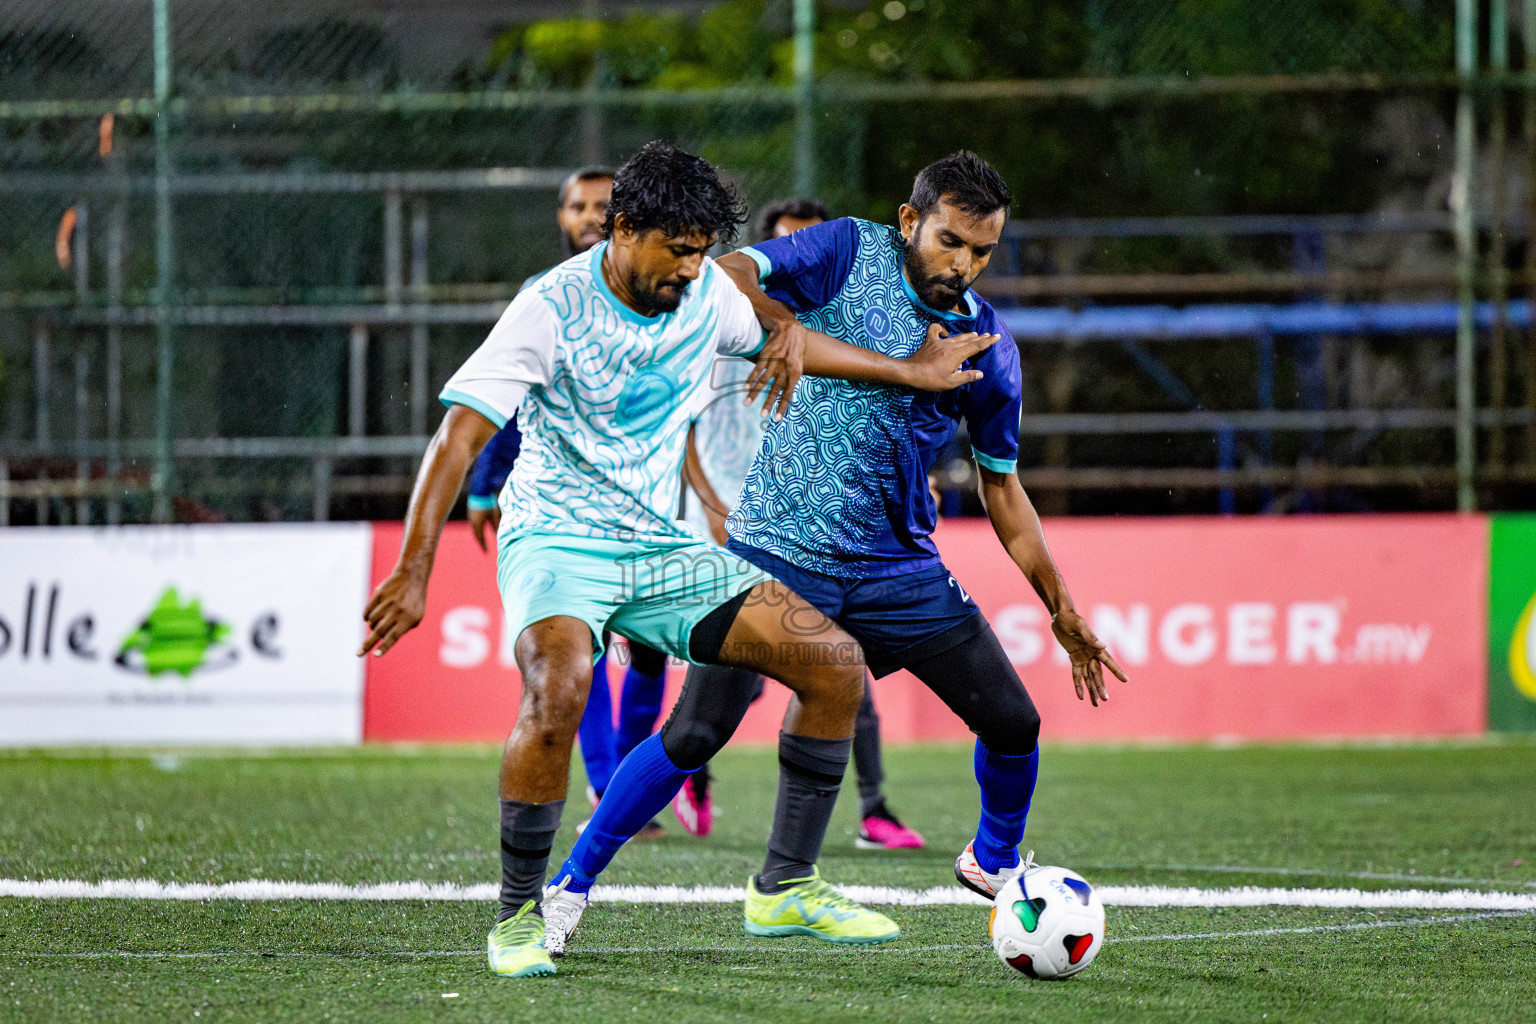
[
  {"left": 671, "top": 768, "right": 713, "bottom": 837},
  {"left": 856, "top": 801, "right": 925, "bottom": 850}
]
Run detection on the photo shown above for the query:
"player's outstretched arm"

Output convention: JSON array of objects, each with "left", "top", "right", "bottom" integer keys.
[
  {"left": 803, "top": 321, "right": 997, "bottom": 392},
  {"left": 359, "top": 404, "right": 499, "bottom": 657},
  {"left": 976, "top": 467, "right": 1128, "bottom": 706},
  {"left": 720, "top": 253, "right": 998, "bottom": 405}
]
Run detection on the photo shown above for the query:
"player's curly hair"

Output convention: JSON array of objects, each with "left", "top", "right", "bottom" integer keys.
[
  {"left": 603, "top": 141, "right": 748, "bottom": 243},
  {"left": 910, "top": 150, "right": 1011, "bottom": 219}
]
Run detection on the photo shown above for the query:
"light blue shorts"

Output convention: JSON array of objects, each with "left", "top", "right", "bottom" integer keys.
[{"left": 496, "top": 529, "right": 773, "bottom": 662}]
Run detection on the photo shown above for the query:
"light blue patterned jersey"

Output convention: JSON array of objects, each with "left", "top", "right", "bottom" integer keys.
[
  {"left": 727, "top": 217, "right": 1022, "bottom": 578},
  {"left": 442, "top": 242, "right": 766, "bottom": 544},
  {"left": 682, "top": 358, "right": 769, "bottom": 539}
]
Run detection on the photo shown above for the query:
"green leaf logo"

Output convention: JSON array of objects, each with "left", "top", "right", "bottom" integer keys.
[{"left": 116, "top": 587, "right": 236, "bottom": 678}]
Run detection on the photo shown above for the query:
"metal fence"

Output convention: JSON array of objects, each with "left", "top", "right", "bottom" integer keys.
[{"left": 1, "top": 0, "right": 1532, "bottom": 523}]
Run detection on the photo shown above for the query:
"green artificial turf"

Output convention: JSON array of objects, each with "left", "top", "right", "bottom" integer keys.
[{"left": 2, "top": 740, "right": 1533, "bottom": 1023}]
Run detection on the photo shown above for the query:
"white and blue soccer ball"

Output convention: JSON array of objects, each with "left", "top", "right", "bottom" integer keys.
[{"left": 988, "top": 863, "right": 1106, "bottom": 979}]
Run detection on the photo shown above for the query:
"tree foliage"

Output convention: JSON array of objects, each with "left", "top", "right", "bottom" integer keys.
[{"left": 468, "top": 1, "right": 1453, "bottom": 226}]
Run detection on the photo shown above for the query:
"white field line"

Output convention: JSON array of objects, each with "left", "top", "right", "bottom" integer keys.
[
  {"left": 4, "top": 878, "right": 1536, "bottom": 911},
  {"left": 1085, "top": 862, "right": 1536, "bottom": 889},
  {"left": 1113, "top": 910, "right": 1532, "bottom": 942},
  {"left": 1, "top": 945, "right": 977, "bottom": 961},
  {"left": 1092, "top": 886, "right": 1536, "bottom": 911},
  {"left": 5, "top": 912, "right": 1530, "bottom": 961}
]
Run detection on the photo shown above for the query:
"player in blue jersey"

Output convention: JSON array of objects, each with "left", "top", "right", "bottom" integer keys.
[
  {"left": 360, "top": 143, "right": 998, "bottom": 976},
  {"left": 465, "top": 166, "right": 672, "bottom": 841},
  {"left": 546, "top": 151, "right": 1126, "bottom": 951},
  {"left": 672, "top": 196, "right": 925, "bottom": 850}
]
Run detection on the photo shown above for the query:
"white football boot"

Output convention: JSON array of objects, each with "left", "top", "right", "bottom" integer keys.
[
  {"left": 954, "top": 843, "right": 1036, "bottom": 899},
  {"left": 541, "top": 876, "right": 589, "bottom": 958}
]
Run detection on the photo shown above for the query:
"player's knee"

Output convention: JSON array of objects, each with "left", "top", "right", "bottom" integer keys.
[
  {"left": 518, "top": 658, "right": 592, "bottom": 737},
  {"left": 659, "top": 719, "right": 729, "bottom": 772},
  {"left": 814, "top": 660, "right": 866, "bottom": 720},
  {"left": 977, "top": 700, "right": 1041, "bottom": 757},
  {"left": 659, "top": 665, "right": 759, "bottom": 769}
]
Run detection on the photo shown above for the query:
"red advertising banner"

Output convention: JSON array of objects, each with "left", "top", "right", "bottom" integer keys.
[
  {"left": 930, "top": 514, "right": 1489, "bottom": 741},
  {"left": 364, "top": 522, "right": 524, "bottom": 741},
  {"left": 363, "top": 515, "right": 1490, "bottom": 744}
]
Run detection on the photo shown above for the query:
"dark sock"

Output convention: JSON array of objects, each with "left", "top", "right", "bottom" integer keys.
[
  {"left": 852, "top": 680, "right": 885, "bottom": 818},
  {"left": 757, "top": 732, "right": 852, "bottom": 893},
  {"left": 497, "top": 798, "right": 565, "bottom": 922}
]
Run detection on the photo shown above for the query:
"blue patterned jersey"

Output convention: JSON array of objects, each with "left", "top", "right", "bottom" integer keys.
[{"left": 727, "top": 217, "right": 1022, "bottom": 578}]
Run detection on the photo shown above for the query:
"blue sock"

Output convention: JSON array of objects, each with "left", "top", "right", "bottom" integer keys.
[
  {"left": 615, "top": 663, "right": 667, "bottom": 761},
  {"left": 576, "top": 654, "right": 618, "bottom": 796},
  {"left": 555, "top": 733, "right": 692, "bottom": 894},
  {"left": 971, "top": 740, "right": 1039, "bottom": 874}
]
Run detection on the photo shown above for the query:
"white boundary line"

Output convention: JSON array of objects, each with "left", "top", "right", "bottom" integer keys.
[
  {"left": 1113, "top": 910, "right": 1532, "bottom": 942},
  {"left": 4, "top": 878, "right": 1536, "bottom": 911},
  {"left": 1092, "top": 885, "right": 1536, "bottom": 911},
  {"left": 1083, "top": 862, "right": 1536, "bottom": 889},
  {"left": 4, "top": 912, "right": 1530, "bottom": 961}
]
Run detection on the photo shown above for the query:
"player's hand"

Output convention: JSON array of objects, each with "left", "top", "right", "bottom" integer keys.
[
  {"left": 745, "top": 318, "right": 808, "bottom": 420},
  {"left": 902, "top": 323, "right": 998, "bottom": 392},
  {"left": 1051, "top": 608, "right": 1127, "bottom": 707},
  {"left": 468, "top": 502, "right": 501, "bottom": 553},
  {"left": 358, "top": 566, "right": 429, "bottom": 658}
]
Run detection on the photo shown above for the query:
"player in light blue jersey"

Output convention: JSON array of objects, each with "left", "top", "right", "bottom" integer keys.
[
  {"left": 464, "top": 166, "right": 673, "bottom": 841},
  {"left": 551, "top": 152, "right": 1127, "bottom": 948},
  {"left": 359, "top": 143, "right": 996, "bottom": 976}
]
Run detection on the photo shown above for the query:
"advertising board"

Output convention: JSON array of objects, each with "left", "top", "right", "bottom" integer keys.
[
  {"left": 362, "top": 515, "right": 1489, "bottom": 744},
  {"left": 930, "top": 514, "right": 1489, "bottom": 741},
  {"left": 0, "top": 525, "right": 370, "bottom": 745},
  {"left": 362, "top": 521, "right": 524, "bottom": 741},
  {"left": 1488, "top": 515, "right": 1536, "bottom": 732}
]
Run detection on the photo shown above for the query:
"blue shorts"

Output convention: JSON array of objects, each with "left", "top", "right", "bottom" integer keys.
[{"left": 728, "top": 541, "right": 988, "bottom": 678}]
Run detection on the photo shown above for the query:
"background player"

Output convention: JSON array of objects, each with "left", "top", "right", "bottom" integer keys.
[
  {"left": 548, "top": 152, "right": 1126, "bottom": 950},
  {"left": 674, "top": 195, "right": 924, "bottom": 850},
  {"left": 465, "top": 166, "right": 671, "bottom": 840},
  {"left": 360, "top": 142, "right": 997, "bottom": 977},
  {"left": 756, "top": 197, "right": 829, "bottom": 239}
]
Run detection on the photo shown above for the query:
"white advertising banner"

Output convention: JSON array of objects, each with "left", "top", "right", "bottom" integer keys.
[{"left": 0, "top": 524, "right": 371, "bottom": 746}]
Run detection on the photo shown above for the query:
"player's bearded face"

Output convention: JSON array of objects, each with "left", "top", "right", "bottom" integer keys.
[
  {"left": 557, "top": 177, "right": 613, "bottom": 254},
  {"left": 627, "top": 227, "right": 715, "bottom": 313},
  {"left": 900, "top": 202, "right": 1006, "bottom": 312},
  {"left": 903, "top": 231, "right": 972, "bottom": 311}
]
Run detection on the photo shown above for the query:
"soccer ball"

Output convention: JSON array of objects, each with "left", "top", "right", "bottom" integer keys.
[{"left": 988, "top": 863, "right": 1105, "bottom": 979}]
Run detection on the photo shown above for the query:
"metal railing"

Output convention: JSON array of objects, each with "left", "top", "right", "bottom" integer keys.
[
  {"left": 2, "top": 0, "right": 1530, "bottom": 521},
  {"left": 6, "top": 202, "right": 1535, "bottom": 523}
]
